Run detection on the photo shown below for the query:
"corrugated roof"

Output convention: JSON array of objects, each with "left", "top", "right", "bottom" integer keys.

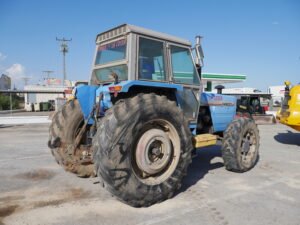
[{"left": 96, "top": 24, "right": 191, "bottom": 46}]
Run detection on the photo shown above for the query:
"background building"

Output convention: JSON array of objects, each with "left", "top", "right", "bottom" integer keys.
[
  {"left": 23, "top": 78, "right": 73, "bottom": 111},
  {"left": 202, "top": 73, "right": 246, "bottom": 92},
  {"left": 0, "top": 74, "right": 11, "bottom": 90},
  {"left": 268, "top": 85, "right": 285, "bottom": 106}
]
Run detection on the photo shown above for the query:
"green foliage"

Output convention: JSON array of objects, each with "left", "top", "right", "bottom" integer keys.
[
  {"left": 0, "top": 94, "right": 10, "bottom": 110},
  {"left": 0, "top": 94, "right": 21, "bottom": 110}
]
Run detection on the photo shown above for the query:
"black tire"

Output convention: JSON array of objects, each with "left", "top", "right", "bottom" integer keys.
[
  {"left": 93, "top": 93, "right": 193, "bottom": 207},
  {"left": 48, "top": 99, "right": 95, "bottom": 177},
  {"left": 236, "top": 111, "right": 252, "bottom": 119},
  {"left": 221, "top": 117, "right": 260, "bottom": 172}
]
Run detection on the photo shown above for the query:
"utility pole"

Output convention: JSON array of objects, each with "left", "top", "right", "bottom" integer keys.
[
  {"left": 9, "top": 79, "right": 12, "bottom": 116},
  {"left": 10, "top": 92, "right": 12, "bottom": 116},
  {"left": 56, "top": 37, "right": 72, "bottom": 86},
  {"left": 42, "top": 70, "right": 54, "bottom": 86},
  {"left": 43, "top": 70, "right": 54, "bottom": 79},
  {"left": 42, "top": 70, "right": 54, "bottom": 79},
  {"left": 21, "top": 77, "right": 30, "bottom": 86}
]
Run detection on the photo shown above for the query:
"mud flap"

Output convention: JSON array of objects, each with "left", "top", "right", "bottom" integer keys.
[{"left": 76, "top": 85, "right": 98, "bottom": 124}]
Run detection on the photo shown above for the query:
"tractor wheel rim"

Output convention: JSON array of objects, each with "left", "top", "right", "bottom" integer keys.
[
  {"left": 241, "top": 130, "right": 257, "bottom": 166},
  {"left": 136, "top": 129, "right": 172, "bottom": 175},
  {"left": 134, "top": 119, "right": 181, "bottom": 185}
]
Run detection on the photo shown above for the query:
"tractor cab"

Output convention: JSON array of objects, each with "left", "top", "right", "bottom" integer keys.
[
  {"left": 90, "top": 24, "right": 202, "bottom": 86},
  {"left": 87, "top": 24, "right": 205, "bottom": 123},
  {"left": 87, "top": 24, "right": 235, "bottom": 132}
]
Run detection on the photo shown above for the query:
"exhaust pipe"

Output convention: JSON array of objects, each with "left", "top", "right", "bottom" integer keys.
[{"left": 195, "top": 36, "right": 204, "bottom": 67}]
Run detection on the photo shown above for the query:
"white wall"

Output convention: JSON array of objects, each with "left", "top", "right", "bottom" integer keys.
[{"left": 268, "top": 85, "right": 285, "bottom": 105}]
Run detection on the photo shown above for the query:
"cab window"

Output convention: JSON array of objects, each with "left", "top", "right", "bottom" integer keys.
[
  {"left": 95, "top": 39, "right": 126, "bottom": 65},
  {"left": 138, "top": 37, "right": 166, "bottom": 81},
  {"left": 170, "top": 46, "right": 199, "bottom": 85},
  {"left": 93, "top": 65, "right": 127, "bottom": 84}
]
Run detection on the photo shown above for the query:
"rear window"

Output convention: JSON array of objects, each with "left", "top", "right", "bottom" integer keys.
[{"left": 95, "top": 39, "right": 126, "bottom": 65}]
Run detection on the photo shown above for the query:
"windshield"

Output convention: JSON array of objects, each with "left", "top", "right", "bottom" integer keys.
[
  {"left": 91, "top": 65, "right": 128, "bottom": 84},
  {"left": 95, "top": 39, "right": 126, "bottom": 65},
  {"left": 91, "top": 38, "right": 127, "bottom": 84}
]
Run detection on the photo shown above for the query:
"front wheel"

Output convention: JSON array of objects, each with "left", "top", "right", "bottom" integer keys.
[
  {"left": 221, "top": 117, "right": 260, "bottom": 172},
  {"left": 93, "top": 94, "right": 193, "bottom": 207}
]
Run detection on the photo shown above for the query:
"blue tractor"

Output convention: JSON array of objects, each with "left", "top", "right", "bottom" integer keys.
[{"left": 48, "top": 24, "right": 260, "bottom": 207}]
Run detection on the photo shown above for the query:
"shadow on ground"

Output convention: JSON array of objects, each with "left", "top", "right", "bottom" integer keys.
[
  {"left": 0, "top": 124, "right": 23, "bottom": 129},
  {"left": 274, "top": 130, "right": 300, "bottom": 146},
  {"left": 177, "top": 145, "right": 224, "bottom": 195}
]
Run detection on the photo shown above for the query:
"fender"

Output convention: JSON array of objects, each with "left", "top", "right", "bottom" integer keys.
[
  {"left": 76, "top": 80, "right": 183, "bottom": 124},
  {"left": 75, "top": 85, "right": 98, "bottom": 124}
]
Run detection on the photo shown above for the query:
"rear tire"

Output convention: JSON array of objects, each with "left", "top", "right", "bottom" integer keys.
[
  {"left": 93, "top": 94, "right": 193, "bottom": 207},
  {"left": 48, "top": 100, "right": 95, "bottom": 177},
  {"left": 221, "top": 117, "right": 260, "bottom": 172}
]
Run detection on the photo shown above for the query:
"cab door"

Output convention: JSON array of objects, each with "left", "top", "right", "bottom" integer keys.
[{"left": 168, "top": 44, "right": 201, "bottom": 123}]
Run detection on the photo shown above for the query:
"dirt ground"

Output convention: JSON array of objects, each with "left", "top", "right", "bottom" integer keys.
[{"left": 0, "top": 123, "right": 299, "bottom": 225}]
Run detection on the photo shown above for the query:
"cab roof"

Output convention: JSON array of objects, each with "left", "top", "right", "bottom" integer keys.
[{"left": 96, "top": 24, "right": 191, "bottom": 46}]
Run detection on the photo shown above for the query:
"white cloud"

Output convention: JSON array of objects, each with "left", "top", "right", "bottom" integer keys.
[
  {"left": 0, "top": 52, "right": 7, "bottom": 61},
  {"left": 2, "top": 63, "right": 32, "bottom": 89},
  {"left": 272, "top": 21, "right": 279, "bottom": 25},
  {"left": 5, "top": 63, "right": 26, "bottom": 80}
]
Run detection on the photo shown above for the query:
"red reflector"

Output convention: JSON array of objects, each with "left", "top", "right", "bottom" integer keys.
[
  {"left": 64, "top": 89, "right": 72, "bottom": 94},
  {"left": 109, "top": 86, "right": 122, "bottom": 92}
]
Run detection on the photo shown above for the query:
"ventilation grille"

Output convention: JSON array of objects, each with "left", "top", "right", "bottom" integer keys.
[{"left": 97, "top": 25, "right": 127, "bottom": 43}]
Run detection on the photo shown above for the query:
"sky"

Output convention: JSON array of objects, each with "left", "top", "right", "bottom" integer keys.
[{"left": 0, "top": 0, "right": 299, "bottom": 91}]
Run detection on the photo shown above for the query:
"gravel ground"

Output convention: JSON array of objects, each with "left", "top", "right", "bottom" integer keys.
[{"left": 0, "top": 123, "right": 299, "bottom": 225}]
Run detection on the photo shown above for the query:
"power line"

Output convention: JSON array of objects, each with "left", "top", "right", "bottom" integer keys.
[
  {"left": 56, "top": 37, "right": 72, "bottom": 86},
  {"left": 42, "top": 70, "right": 54, "bottom": 79}
]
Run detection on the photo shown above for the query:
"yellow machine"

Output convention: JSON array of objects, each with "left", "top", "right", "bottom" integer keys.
[{"left": 276, "top": 81, "right": 300, "bottom": 131}]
